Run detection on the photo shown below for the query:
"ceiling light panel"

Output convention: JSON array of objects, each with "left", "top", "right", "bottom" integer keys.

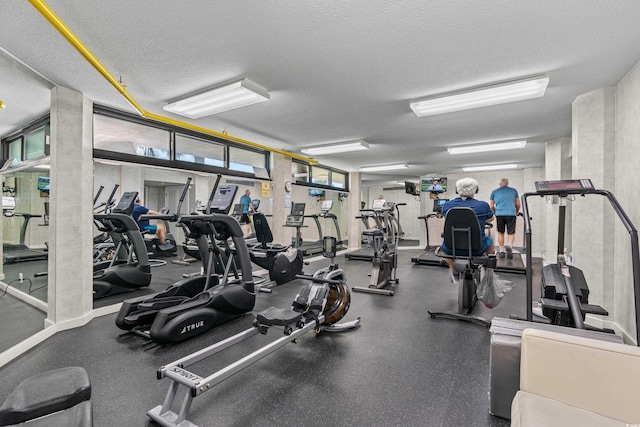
[
  {"left": 359, "top": 163, "right": 409, "bottom": 172},
  {"left": 163, "top": 79, "right": 269, "bottom": 119},
  {"left": 463, "top": 164, "right": 518, "bottom": 172},
  {"left": 410, "top": 75, "right": 549, "bottom": 117},
  {"left": 301, "top": 140, "right": 369, "bottom": 155},
  {"left": 448, "top": 140, "right": 527, "bottom": 155}
]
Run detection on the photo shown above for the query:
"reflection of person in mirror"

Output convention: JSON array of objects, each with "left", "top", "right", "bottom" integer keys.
[
  {"left": 132, "top": 198, "right": 170, "bottom": 248},
  {"left": 427, "top": 180, "right": 443, "bottom": 192},
  {"left": 239, "top": 189, "right": 255, "bottom": 235}
]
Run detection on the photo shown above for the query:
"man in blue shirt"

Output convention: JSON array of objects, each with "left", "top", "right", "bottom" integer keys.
[
  {"left": 441, "top": 177, "right": 494, "bottom": 284},
  {"left": 239, "top": 189, "right": 255, "bottom": 235},
  {"left": 489, "top": 178, "right": 521, "bottom": 259},
  {"left": 132, "top": 198, "right": 171, "bottom": 249},
  {"left": 427, "top": 180, "right": 443, "bottom": 193}
]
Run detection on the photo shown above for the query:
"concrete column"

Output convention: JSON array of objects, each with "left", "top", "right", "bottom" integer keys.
[
  {"left": 571, "top": 87, "right": 616, "bottom": 315},
  {"left": 271, "top": 153, "right": 292, "bottom": 244},
  {"left": 119, "top": 164, "right": 143, "bottom": 199},
  {"left": 194, "top": 174, "right": 210, "bottom": 210},
  {"left": 544, "top": 137, "right": 572, "bottom": 262},
  {"left": 47, "top": 86, "right": 93, "bottom": 324},
  {"left": 348, "top": 172, "right": 361, "bottom": 249}
]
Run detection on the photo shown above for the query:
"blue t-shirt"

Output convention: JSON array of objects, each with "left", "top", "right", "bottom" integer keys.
[
  {"left": 442, "top": 197, "right": 494, "bottom": 232},
  {"left": 490, "top": 186, "right": 519, "bottom": 216},
  {"left": 132, "top": 205, "right": 150, "bottom": 228},
  {"left": 239, "top": 194, "right": 252, "bottom": 214}
]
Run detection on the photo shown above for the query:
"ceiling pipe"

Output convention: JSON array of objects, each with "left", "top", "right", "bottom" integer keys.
[{"left": 28, "top": 0, "right": 317, "bottom": 165}]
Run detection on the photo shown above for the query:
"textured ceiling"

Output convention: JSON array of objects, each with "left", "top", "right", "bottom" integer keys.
[{"left": 2, "top": 1, "right": 640, "bottom": 185}]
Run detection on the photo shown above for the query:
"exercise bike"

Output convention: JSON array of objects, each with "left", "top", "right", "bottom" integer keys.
[
  {"left": 115, "top": 184, "right": 256, "bottom": 344},
  {"left": 428, "top": 207, "right": 496, "bottom": 327},
  {"left": 147, "top": 236, "right": 360, "bottom": 427},
  {"left": 248, "top": 211, "right": 305, "bottom": 286},
  {"left": 353, "top": 199, "right": 399, "bottom": 296}
]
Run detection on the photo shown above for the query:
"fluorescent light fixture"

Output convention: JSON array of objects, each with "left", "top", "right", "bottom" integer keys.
[
  {"left": 410, "top": 75, "right": 549, "bottom": 117},
  {"left": 301, "top": 140, "right": 369, "bottom": 156},
  {"left": 163, "top": 78, "right": 270, "bottom": 119},
  {"left": 448, "top": 140, "right": 527, "bottom": 155},
  {"left": 463, "top": 164, "right": 518, "bottom": 172},
  {"left": 359, "top": 163, "right": 409, "bottom": 172},
  {"left": 34, "top": 164, "right": 51, "bottom": 170}
]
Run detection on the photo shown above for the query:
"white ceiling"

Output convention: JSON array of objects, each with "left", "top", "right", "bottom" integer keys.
[{"left": 2, "top": 1, "right": 640, "bottom": 185}]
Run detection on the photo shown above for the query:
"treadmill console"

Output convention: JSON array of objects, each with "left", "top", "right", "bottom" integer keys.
[
  {"left": 433, "top": 198, "right": 448, "bottom": 214},
  {"left": 113, "top": 191, "right": 138, "bottom": 215},
  {"left": 208, "top": 185, "right": 238, "bottom": 214},
  {"left": 285, "top": 202, "right": 306, "bottom": 227},
  {"left": 372, "top": 199, "right": 385, "bottom": 210},
  {"left": 251, "top": 199, "right": 260, "bottom": 211},
  {"left": 535, "top": 179, "right": 595, "bottom": 195},
  {"left": 321, "top": 200, "right": 333, "bottom": 212}
]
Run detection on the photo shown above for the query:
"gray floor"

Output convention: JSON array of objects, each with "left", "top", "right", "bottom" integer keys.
[{"left": 0, "top": 249, "right": 536, "bottom": 426}]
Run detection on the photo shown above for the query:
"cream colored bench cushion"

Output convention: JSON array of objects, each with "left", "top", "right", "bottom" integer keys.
[
  {"left": 511, "top": 391, "right": 626, "bottom": 427},
  {"left": 513, "top": 329, "right": 640, "bottom": 425}
]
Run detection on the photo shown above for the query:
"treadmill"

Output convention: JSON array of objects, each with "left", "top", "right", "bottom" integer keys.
[
  {"left": 493, "top": 214, "right": 527, "bottom": 275},
  {"left": 3, "top": 212, "right": 48, "bottom": 264},
  {"left": 411, "top": 198, "right": 448, "bottom": 267},
  {"left": 283, "top": 202, "right": 322, "bottom": 256}
]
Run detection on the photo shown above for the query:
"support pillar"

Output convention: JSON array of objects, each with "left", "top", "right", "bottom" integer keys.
[{"left": 47, "top": 86, "right": 94, "bottom": 324}]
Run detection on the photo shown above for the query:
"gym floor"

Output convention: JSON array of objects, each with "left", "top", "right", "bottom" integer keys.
[{"left": 0, "top": 248, "right": 537, "bottom": 426}]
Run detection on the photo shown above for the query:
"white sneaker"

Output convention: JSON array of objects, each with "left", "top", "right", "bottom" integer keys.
[{"left": 450, "top": 271, "right": 460, "bottom": 285}]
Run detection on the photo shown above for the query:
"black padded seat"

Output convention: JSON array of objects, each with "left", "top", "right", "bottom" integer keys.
[
  {"left": 4, "top": 401, "right": 92, "bottom": 427},
  {"left": 0, "top": 367, "right": 91, "bottom": 426},
  {"left": 362, "top": 228, "right": 384, "bottom": 238},
  {"left": 256, "top": 307, "right": 302, "bottom": 327}
]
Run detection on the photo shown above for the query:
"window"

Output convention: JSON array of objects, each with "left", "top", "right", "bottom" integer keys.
[
  {"left": 332, "top": 171, "right": 347, "bottom": 189},
  {"left": 25, "top": 125, "right": 48, "bottom": 160},
  {"left": 311, "top": 166, "right": 329, "bottom": 186},
  {"left": 292, "top": 162, "right": 309, "bottom": 184},
  {"left": 93, "top": 114, "right": 170, "bottom": 159},
  {"left": 229, "top": 146, "right": 265, "bottom": 173},
  {"left": 175, "top": 134, "right": 224, "bottom": 167},
  {"left": 8, "top": 137, "right": 22, "bottom": 164}
]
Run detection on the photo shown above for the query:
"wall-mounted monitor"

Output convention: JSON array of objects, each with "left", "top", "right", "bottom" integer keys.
[
  {"left": 308, "top": 189, "right": 324, "bottom": 197},
  {"left": 37, "top": 176, "right": 50, "bottom": 192},
  {"left": 421, "top": 177, "right": 447, "bottom": 193}
]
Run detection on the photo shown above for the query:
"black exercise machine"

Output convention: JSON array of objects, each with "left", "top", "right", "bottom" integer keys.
[
  {"left": 411, "top": 198, "right": 448, "bottom": 267},
  {"left": 519, "top": 179, "right": 640, "bottom": 345},
  {"left": 147, "top": 236, "right": 360, "bottom": 427},
  {"left": 115, "top": 184, "right": 256, "bottom": 344},
  {"left": 93, "top": 191, "right": 152, "bottom": 298},
  {"left": 353, "top": 200, "right": 400, "bottom": 296},
  {"left": 249, "top": 211, "right": 305, "bottom": 286},
  {"left": 428, "top": 207, "right": 496, "bottom": 327}
]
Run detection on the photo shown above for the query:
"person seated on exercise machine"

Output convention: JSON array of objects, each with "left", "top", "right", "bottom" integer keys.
[
  {"left": 132, "top": 198, "right": 172, "bottom": 250},
  {"left": 440, "top": 177, "right": 495, "bottom": 284}
]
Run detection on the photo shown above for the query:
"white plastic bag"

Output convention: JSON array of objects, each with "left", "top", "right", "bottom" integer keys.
[{"left": 476, "top": 267, "right": 515, "bottom": 308}]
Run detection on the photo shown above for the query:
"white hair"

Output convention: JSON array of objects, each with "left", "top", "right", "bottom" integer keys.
[{"left": 456, "top": 177, "right": 478, "bottom": 197}]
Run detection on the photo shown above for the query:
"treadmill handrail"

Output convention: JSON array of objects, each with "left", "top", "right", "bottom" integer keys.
[{"left": 521, "top": 188, "right": 640, "bottom": 345}]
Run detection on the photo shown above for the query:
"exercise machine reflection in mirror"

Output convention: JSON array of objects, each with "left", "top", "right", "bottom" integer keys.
[{"left": 148, "top": 236, "right": 361, "bottom": 427}]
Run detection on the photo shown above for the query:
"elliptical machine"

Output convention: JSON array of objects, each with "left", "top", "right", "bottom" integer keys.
[
  {"left": 93, "top": 191, "right": 152, "bottom": 298},
  {"left": 353, "top": 199, "right": 399, "bottom": 296},
  {"left": 115, "top": 184, "right": 256, "bottom": 344},
  {"left": 147, "top": 236, "right": 360, "bottom": 427}
]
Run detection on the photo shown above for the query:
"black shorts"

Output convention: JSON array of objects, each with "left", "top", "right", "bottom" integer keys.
[
  {"left": 240, "top": 213, "right": 250, "bottom": 224},
  {"left": 496, "top": 216, "right": 516, "bottom": 234}
]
